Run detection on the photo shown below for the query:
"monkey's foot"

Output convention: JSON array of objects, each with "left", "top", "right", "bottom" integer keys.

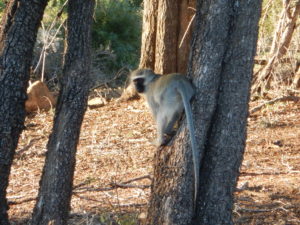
[{"left": 157, "top": 134, "right": 174, "bottom": 146}]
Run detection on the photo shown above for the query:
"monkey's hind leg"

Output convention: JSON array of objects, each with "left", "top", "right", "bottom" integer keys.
[
  {"left": 156, "top": 111, "right": 181, "bottom": 146},
  {"left": 156, "top": 113, "right": 171, "bottom": 146}
]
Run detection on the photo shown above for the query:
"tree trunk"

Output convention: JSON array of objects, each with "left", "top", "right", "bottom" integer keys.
[
  {"left": 139, "top": 0, "right": 158, "bottom": 69},
  {"left": 154, "top": 0, "right": 179, "bottom": 74},
  {"left": 139, "top": 0, "right": 196, "bottom": 74},
  {"left": 178, "top": 0, "right": 196, "bottom": 74},
  {"left": 145, "top": 0, "right": 262, "bottom": 224},
  {"left": 252, "top": 0, "right": 300, "bottom": 94},
  {"left": 30, "top": 1, "right": 95, "bottom": 224},
  {"left": 0, "top": 1, "right": 48, "bottom": 224}
]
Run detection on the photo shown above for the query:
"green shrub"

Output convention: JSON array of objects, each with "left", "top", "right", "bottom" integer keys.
[
  {"left": 0, "top": 2, "right": 5, "bottom": 12},
  {"left": 92, "top": 0, "right": 142, "bottom": 69}
]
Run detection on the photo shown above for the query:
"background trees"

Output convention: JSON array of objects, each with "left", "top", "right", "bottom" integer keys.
[
  {"left": 92, "top": 0, "right": 142, "bottom": 69},
  {"left": 253, "top": 0, "right": 300, "bottom": 94}
]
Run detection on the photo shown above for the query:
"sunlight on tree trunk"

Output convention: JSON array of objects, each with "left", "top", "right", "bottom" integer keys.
[
  {"left": 139, "top": 0, "right": 158, "bottom": 70},
  {"left": 139, "top": 0, "right": 196, "bottom": 74},
  {"left": 155, "top": 0, "right": 179, "bottom": 74}
]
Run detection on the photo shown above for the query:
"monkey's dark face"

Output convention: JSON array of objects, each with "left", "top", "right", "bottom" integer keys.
[{"left": 133, "top": 78, "right": 145, "bottom": 93}]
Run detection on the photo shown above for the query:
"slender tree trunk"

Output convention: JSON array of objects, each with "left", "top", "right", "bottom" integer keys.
[
  {"left": 178, "top": 0, "right": 196, "bottom": 74},
  {"left": 30, "top": 1, "right": 95, "bottom": 224},
  {"left": 0, "top": 1, "right": 48, "bottom": 224},
  {"left": 154, "top": 0, "right": 179, "bottom": 74},
  {"left": 139, "top": 0, "right": 158, "bottom": 69},
  {"left": 146, "top": 0, "right": 262, "bottom": 224}
]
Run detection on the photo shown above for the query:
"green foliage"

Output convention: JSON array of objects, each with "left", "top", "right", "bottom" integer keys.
[
  {"left": 92, "top": 0, "right": 142, "bottom": 69},
  {"left": 128, "top": 0, "right": 143, "bottom": 7},
  {"left": 0, "top": 1, "right": 5, "bottom": 11},
  {"left": 0, "top": 1, "right": 6, "bottom": 17},
  {"left": 49, "top": 0, "right": 66, "bottom": 7}
]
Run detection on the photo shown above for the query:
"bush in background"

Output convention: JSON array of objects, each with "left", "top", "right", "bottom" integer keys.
[{"left": 92, "top": 0, "right": 142, "bottom": 70}]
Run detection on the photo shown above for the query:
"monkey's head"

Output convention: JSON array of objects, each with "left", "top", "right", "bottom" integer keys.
[{"left": 131, "top": 69, "right": 157, "bottom": 93}]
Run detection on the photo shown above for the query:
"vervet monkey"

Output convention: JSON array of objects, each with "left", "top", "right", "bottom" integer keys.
[{"left": 131, "top": 68, "right": 199, "bottom": 207}]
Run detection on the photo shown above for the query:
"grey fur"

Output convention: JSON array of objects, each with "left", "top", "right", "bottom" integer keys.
[{"left": 131, "top": 69, "right": 199, "bottom": 209}]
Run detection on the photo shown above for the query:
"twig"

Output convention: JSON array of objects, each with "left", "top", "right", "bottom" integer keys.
[
  {"left": 33, "top": 0, "right": 68, "bottom": 80},
  {"left": 113, "top": 183, "right": 151, "bottom": 189},
  {"left": 240, "top": 171, "right": 300, "bottom": 176},
  {"left": 73, "top": 193, "right": 148, "bottom": 209},
  {"left": 179, "top": 14, "right": 195, "bottom": 48},
  {"left": 73, "top": 175, "right": 152, "bottom": 193},
  {"left": 8, "top": 175, "right": 151, "bottom": 205},
  {"left": 15, "top": 137, "right": 43, "bottom": 156},
  {"left": 72, "top": 193, "right": 104, "bottom": 203},
  {"left": 73, "top": 193, "right": 148, "bottom": 208},
  {"left": 121, "top": 175, "right": 152, "bottom": 184},
  {"left": 114, "top": 203, "right": 147, "bottom": 208},
  {"left": 236, "top": 207, "right": 272, "bottom": 213},
  {"left": 8, "top": 197, "right": 36, "bottom": 205},
  {"left": 74, "top": 183, "right": 150, "bottom": 193},
  {"left": 250, "top": 95, "right": 299, "bottom": 114},
  {"left": 90, "top": 67, "right": 130, "bottom": 90}
]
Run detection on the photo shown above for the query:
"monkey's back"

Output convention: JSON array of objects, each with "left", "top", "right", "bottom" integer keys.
[{"left": 146, "top": 73, "right": 194, "bottom": 112}]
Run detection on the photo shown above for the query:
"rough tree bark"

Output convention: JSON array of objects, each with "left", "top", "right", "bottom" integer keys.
[
  {"left": 145, "top": 0, "right": 262, "bottom": 225},
  {"left": 0, "top": 1, "right": 48, "bottom": 224},
  {"left": 30, "top": 0, "right": 95, "bottom": 224},
  {"left": 139, "top": 0, "right": 196, "bottom": 74},
  {"left": 252, "top": 0, "right": 300, "bottom": 94}
]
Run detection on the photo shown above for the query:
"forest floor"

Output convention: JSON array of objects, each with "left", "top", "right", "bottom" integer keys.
[{"left": 7, "top": 92, "right": 300, "bottom": 225}]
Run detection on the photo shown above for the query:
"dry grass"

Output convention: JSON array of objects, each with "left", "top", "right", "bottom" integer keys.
[{"left": 7, "top": 95, "right": 300, "bottom": 224}]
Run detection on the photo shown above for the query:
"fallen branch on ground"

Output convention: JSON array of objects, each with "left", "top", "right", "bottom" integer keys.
[
  {"left": 15, "top": 137, "right": 43, "bottom": 156},
  {"left": 73, "top": 175, "right": 152, "bottom": 193},
  {"left": 8, "top": 175, "right": 151, "bottom": 205},
  {"left": 8, "top": 197, "right": 36, "bottom": 205},
  {"left": 250, "top": 96, "right": 300, "bottom": 114},
  {"left": 72, "top": 193, "right": 148, "bottom": 209}
]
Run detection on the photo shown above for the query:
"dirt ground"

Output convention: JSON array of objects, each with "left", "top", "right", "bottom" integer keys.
[{"left": 7, "top": 94, "right": 300, "bottom": 224}]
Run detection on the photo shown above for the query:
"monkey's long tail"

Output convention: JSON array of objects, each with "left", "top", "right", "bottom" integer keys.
[{"left": 179, "top": 89, "right": 199, "bottom": 211}]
